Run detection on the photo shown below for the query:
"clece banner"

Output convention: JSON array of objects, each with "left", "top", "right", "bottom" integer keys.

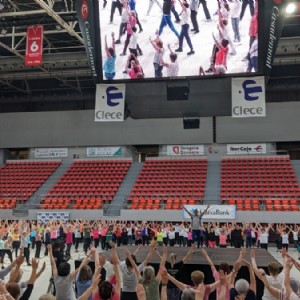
[
  {"left": 167, "top": 145, "right": 204, "bottom": 156},
  {"left": 87, "top": 147, "right": 122, "bottom": 157},
  {"left": 232, "top": 76, "right": 266, "bottom": 118},
  {"left": 95, "top": 84, "right": 125, "bottom": 122},
  {"left": 183, "top": 205, "right": 236, "bottom": 220},
  {"left": 227, "top": 144, "right": 267, "bottom": 155},
  {"left": 25, "top": 26, "right": 44, "bottom": 66},
  {"left": 75, "top": 0, "right": 102, "bottom": 83}
]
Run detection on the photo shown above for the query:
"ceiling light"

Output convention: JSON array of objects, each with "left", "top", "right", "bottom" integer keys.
[
  {"left": 0, "top": 28, "right": 7, "bottom": 35},
  {"left": 286, "top": 2, "right": 296, "bottom": 14}
]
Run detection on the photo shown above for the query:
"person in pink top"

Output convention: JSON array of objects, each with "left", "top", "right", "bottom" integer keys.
[
  {"left": 92, "top": 243, "right": 121, "bottom": 300},
  {"left": 92, "top": 225, "right": 100, "bottom": 249},
  {"left": 66, "top": 225, "right": 73, "bottom": 257},
  {"left": 201, "top": 248, "right": 246, "bottom": 300},
  {"left": 121, "top": 11, "right": 142, "bottom": 56},
  {"left": 219, "top": 229, "right": 228, "bottom": 248},
  {"left": 50, "top": 227, "right": 58, "bottom": 243}
]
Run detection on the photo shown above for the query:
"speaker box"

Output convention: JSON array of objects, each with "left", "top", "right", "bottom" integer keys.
[
  {"left": 183, "top": 118, "right": 200, "bottom": 129},
  {"left": 167, "top": 86, "right": 189, "bottom": 100}
]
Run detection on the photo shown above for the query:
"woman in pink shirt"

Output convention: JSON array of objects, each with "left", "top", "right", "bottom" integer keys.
[
  {"left": 66, "top": 225, "right": 73, "bottom": 256},
  {"left": 100, "top": 224, "right": 108, "bottom": 251},
  {"left": 92, "top": 225, "right": 100, "bottom": 249},
  {"left": 219, "top": 229, "right": 228, "bottom": 248},
  {"left": 92, "top": 249, "right": 121, "bottom": 300}
]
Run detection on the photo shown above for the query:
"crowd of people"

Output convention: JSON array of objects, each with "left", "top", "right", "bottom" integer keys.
[
  {"left": 101, "top": 0, "right": 258, "bottom": 80},
  {"left": 0, "top": 218, "right": 299, "bottom": 299}
]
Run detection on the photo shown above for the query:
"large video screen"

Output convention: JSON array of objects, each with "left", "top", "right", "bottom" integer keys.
[{"left": 98, "top": 0, "right": 260, "bottom": 81}]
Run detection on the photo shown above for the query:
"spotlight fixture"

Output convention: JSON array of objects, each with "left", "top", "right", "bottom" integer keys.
[
  {"left": 55, "top": 24, "right": 62, "bottom": 31},
  {"left": 286, "top": 2, "right": 296, "bottom": 14},
  {"left": 0, "top": 28, "right": 7, "bottom": 35}
]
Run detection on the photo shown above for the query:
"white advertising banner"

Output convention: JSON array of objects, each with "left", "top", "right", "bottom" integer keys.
[
  {"left": 232, "top": 76, "right": 266, "bottom": 118},
  {"left": 227, "top": 144, "right": 267, "bottom": 155},
  {"left": 87, "top": 147, "right": 122, "bottom": 157},
  {"left": 95, "top": 84, "right": 125, "bottom": 122},
  {"left": 35, "top": 148, "right": 68, "bottom": 158},
  {"left": 183, "top": 205, "right": 236, "bottom": 220},
  {"left": 37, "top": 212, "right": 70, "bottom": 223},
  {"left": 167, "top": 145, "right": 204, "bottom": 156}
]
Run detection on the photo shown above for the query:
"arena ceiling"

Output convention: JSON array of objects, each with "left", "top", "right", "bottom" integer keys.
[{"left": 0, "top": 0, "right": 299, "bottom": 112}]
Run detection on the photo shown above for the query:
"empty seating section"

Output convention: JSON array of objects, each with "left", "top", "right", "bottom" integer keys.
[
  {"left": 128, "top": 159, "right": 207, "bottom": 209},
  {"left": 0, "top": 161, "right": 61, "bottom": 209},
  {"left": 41, "top": 160, "right": 131, "bottom": 209},
  {"left": 221, "top": 156, "right": 300, "bottom": 211}
]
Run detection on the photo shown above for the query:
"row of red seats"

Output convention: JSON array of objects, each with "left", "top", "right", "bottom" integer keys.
[{"left": 44, "top": 160, "right": 132, "bottom": 206}]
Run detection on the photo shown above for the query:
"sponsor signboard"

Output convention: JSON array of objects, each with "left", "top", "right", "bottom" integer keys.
[
  {"left": 183, "top": 205, "right": 236, "bottom": 220},
  {"left": 232, "top": 77, "right": 266, "bottom": 118},
  {"left": 264, "top": 0, "right": 285, "bottom": 75},
  {"left": 37, "top": 212, "right": 70, "bottom": 223},
  {"left": 35, "top": 148, "right": 68, "bottom": 158},
  {"left": 25, "top": 26, "right": 44, "bottom": 66},
  {"left": 87, "top": 147, "right": 122, "bottom": 157},
  {"left": 167, "top": 145, "right": 204, "bottom": 156},
  {"left": 227, "top": 144, "right": 267, "bottom": 155},
  {"left": 95, "top": 84, "right": 125, "bottom": 122}
]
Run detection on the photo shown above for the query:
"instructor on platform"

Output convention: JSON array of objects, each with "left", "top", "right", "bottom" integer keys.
[{"left": 184, "top": 204, "right": 210, "bottom": 248}]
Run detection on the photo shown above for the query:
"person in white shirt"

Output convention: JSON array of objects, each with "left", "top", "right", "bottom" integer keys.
[
  {"left": 290, "top": 225, "right": 299, "bottom": 251},
  {"left": 161, "top": 44, "right": 179, "bottom": 77},
  {"left": 282, "top": 229, "right": 290, "bottom": 251},
  {"left": 251, "top": 248, "right": 286, "bottom": 300},
  {"left": 175, "top": 0, "right": 194, "bottom": 55},
  {"left": 230, "top": 0, "right": 241, "bottom": 42}
]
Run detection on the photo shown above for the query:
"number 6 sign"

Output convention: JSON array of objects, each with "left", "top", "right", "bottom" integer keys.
[{"left": 25, "top": 26, "right": 44, "bottom": 66}]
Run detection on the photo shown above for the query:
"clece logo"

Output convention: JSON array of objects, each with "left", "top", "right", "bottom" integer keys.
[
  {"left": 273, "top": 0, "right": 282, "bottom": 4},
  {"left": 255, "top": 145, "right": 263, "bottom": 152},
  {"left": 240, "top": 79, "right": 263, "bottom": 101},
  {"left": 81, "top": 0, "right": 89, "bottom": 21},
  {"left": 173, "top": 146, "right": 179, "bottom": 154},
  {"left": 106, "top": 86, "right": 123, "bottom": 107}
]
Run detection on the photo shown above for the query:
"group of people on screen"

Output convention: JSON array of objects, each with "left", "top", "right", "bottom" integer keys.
[
  {"left": 103, "top": 0, "right": 258, "bottom": 80},
  {"left": 0, "top": 217, "right": 299, "bottom": 300}
]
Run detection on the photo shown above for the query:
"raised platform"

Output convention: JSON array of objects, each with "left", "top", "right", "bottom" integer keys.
[{"left": 0, "top": 209, "right": 299, "bottom": 223}]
